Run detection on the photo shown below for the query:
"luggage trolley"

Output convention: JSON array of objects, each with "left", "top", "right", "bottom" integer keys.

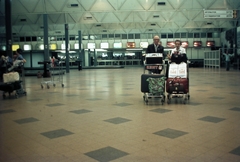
[
  {"left": 141, "top": 53, "right": 166, "bottom": 104},
  {"left": 40, "top": 60, "right": 64, "bottom": 89},
  {"left": 166, "top": 54, "right": 190, "bottom": 104},
  {"left": 0, "top": 58, "right": 27, "bottom": 99}
]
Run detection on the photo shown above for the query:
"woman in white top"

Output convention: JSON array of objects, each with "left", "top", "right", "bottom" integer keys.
[{"left": 168, "top": 40, "right": 186, "bottom": 59}]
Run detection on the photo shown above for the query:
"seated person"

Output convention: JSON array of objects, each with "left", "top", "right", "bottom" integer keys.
[
  {"left": 14, "top": 48, "right": 26, "bottom": 63},
  {"left": 8, "top": 51, "right": 26, "bottom": 72}
]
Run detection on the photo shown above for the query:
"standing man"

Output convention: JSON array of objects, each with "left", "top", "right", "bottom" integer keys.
[
  {"left": 146, "top": 35, "right": 164, "bottom": 54},
  {"left": 223, "top": 50, "right": 234, "bottom": 71},
  {"left": 145, "top": 35, "right": 164, "bottom": 74}
]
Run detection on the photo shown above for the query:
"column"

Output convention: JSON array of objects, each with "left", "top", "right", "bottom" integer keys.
[
  {"left": 65, "top": 24, "right": 69, "bottom": 73},
  {"left": 5, "top": 0, "right": 12, "bottom": 57}
]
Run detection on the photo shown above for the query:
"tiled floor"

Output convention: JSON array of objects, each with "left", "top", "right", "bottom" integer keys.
[{"left": 0, "top": 67, "right": 240, "bottom": 162}]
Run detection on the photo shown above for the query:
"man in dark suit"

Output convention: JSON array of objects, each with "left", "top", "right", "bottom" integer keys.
[
  {"left": 145, "top": 35, "right": 164, "bottom": 74},
  {"left": 146, "top": 35, "right": 164, "bottom": 54}
]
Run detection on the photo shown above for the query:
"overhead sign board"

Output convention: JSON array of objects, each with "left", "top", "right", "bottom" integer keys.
[{"left": 204, "top": 10, "right": 233, "bottom": 18}]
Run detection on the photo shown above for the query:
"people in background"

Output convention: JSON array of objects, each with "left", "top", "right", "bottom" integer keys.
[
  {"left": 168, "top": 40, "right": 186, "bottom": 60},
  {"left": 13, "top": 49, "right": 26, "bottom": 63},
  {"left": 223, "top": 50, "right": 234, "bottom": 71}
]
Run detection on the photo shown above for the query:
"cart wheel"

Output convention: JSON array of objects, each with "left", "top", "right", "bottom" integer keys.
[
  {"left": 188, "top": 95, "right": 190, "bottom": 100},
  {"left": 47, "top": 85, "right": 50, "bottom": 89},
  {"left": 15, "top": 94, "right": 18, "bottom": 99},
  {"left": 24, "top": 92, "right": 27, "bottom": 96},
  {"left": 183, "top": 100, "right": 186, "bottom": 104},
  {"left": 53, "top": 84, "right": 56, "bottom": 87},
  {"left": 143, "top": 95, "right": 145, "bottom": 101},
  {"left": 161, "top": 99, "right": 164, "bottom": 105},
  {"left": 41, "top": 85, "right": 43, "bottom": 89},
  {"left": 62, "top": 84, "right": 64, "bottom": 88},
  {"left": 3, "top": 94, "right": 6, "bottom": 99},
  {"left": 167, "top": 99, "right": 171, "bottom": 104}
]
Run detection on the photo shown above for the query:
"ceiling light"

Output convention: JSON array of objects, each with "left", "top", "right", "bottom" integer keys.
[
  {"left": 157, "top": 2, "right": 166, "bottom": 5},
  {"left": 20, "top": 19, "right": 26, "bottom": 22},
  {"left": 70, "top": 4, "right": 78, "bottom": 7}
]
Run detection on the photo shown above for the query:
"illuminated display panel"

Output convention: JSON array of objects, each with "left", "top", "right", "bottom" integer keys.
[
  {"left": 140, "top": 42, "right": 149, "bottom": 48},
  {"left": 100, "top": 42, "right": 109, "bottom": 49},
  {"left": 113, "top": 42, "right": 122, "bottom": 48},
  {"left": 50, "top": 44, "right": 57, "bottom": 50},
  {"left": 12, "top": 45, "right": 20, "bottom": 51},
  {"left": 127, "top": 42, "right": 135, "bottom": 48},
  {"left": 87, "top": 43, "right": 95, "bottom": 49},
  {"left": 181, "top": 41, "right": 189, "bottom": 48},
  {"left": 166, "top": 41, "right": 175, "bottom": 48},
  {"left": 206, "top": 41, "right": 215, "bottom": 47},
  {"left": 23, "top": 44, "right": 32, "bottom": 50},
  {"left": 193, "top": 41, "right": 202, "bottom": 48}
]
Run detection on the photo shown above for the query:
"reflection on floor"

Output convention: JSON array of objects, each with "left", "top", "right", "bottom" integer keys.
[{"left": 0, "top": 67, "right": 240, "bottom": 162}]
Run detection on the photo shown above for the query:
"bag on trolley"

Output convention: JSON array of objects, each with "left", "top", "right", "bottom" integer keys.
[
  {"left": 167, "top": 62, "right": 188, "bottom": 94},
  {"left": 166, "top": 77, "right": 188, "bottom": 94},
  {"left": 141, "top": 74, "right": 165, "bottom": 94},
  {"left": 3, "top": 72, "right": 19, "bottom": 83}
]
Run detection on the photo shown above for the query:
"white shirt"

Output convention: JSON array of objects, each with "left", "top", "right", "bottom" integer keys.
[
  {"left": 154, "top": 44, "right": 159, "bottom": 52},
  {"left": 170, "top": 47, "right": 186, "bottom": 56}
]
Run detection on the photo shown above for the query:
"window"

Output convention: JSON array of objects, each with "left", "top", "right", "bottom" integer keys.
[
  {"left": 188, "top": 33, "right": 193, "bottom": 38},
  {"left": 201, "top": 33, "right": 206, "bottom": 38},
  {"left": 194, "top": 33, "right": 200, "bottom": 38},
  {"left": 168, "top": 33, "right": 174, "bottom": 38},
  {"left": 181, "top": 33, "right": 187, "bottom": 38},
  {"left": 20, "top": 37, "right": 25, "bottom": 42},
  {"left": 161, "top": 34, "right": 167, "bottom": 38},
  {"left": 135, "top": 34, "right": 140, "bottom": 39},
  {"left": 115, "top": 34, "right": 121, "bottom": 39},
  {"left": 26, "top": 37, "right": 31, "bottom": 42},
  {"left": 69, "top": 36, "right": 75, "bottom": 40},
  {"left": 207, "top": 33, "right": 212, "bottom": 38},
  {"left": 102, "top": 34, "right": 108, "bottom": 40},
  {"left": 109, "top": 34, "right": 114, "bottom": 39},
  {"left": 174, "top": 33, "right": 180, "bottom": 38},
  {"left": 122, "top": 34, "right": 127, "bottom": 39},
  {"left": 128, "top": 34, "right": 134, "bottom": 39},
  {"left": 32, "top": 37, "right": 37, "bottom": 41}
]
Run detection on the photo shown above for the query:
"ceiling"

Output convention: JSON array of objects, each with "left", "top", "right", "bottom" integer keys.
[{"left": 0, "top": 0, "right": 240, "bottom": 36}]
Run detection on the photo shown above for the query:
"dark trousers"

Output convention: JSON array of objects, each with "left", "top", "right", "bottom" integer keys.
[{"left": 226, "top": 61, "right": 230, "bottom": 71}]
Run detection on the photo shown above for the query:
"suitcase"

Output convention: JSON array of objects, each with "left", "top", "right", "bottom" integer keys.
[
  {"left": 145, "top": 53, "right": 163, "bottom": 64},
  {"left": 166, "top": 77, "right": 188, "bottom": 94},
  {"left": 0, "top": 81, "right": 21, "bottom": 93},
  {"left": 141, "top": 74, "right": 165, "bottom": 93},
  {"left": 3, "top": 72, "right": 19, "bottom": 83}
]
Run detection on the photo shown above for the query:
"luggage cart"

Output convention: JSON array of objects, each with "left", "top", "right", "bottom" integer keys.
[
  {"left": 0, "top": 59, "right": 27, "bottom": 99},
  {"left": 141, "top": 53, "right": 166, "bottom": 104},
  {"left": 40, "top": 60, "right": 64, "bottom": 89},
  {"left": 166, "top": 61, "right": 190, "bottom": 104}
]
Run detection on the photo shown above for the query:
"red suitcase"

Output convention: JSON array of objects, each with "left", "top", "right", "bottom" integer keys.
[{"left": 166, "top": 77, "right": 189, "bottom": 94}]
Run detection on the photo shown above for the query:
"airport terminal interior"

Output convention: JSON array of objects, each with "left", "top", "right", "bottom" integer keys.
[{"left": 1, "top": 0, "right": 240, "bottom": 161}]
